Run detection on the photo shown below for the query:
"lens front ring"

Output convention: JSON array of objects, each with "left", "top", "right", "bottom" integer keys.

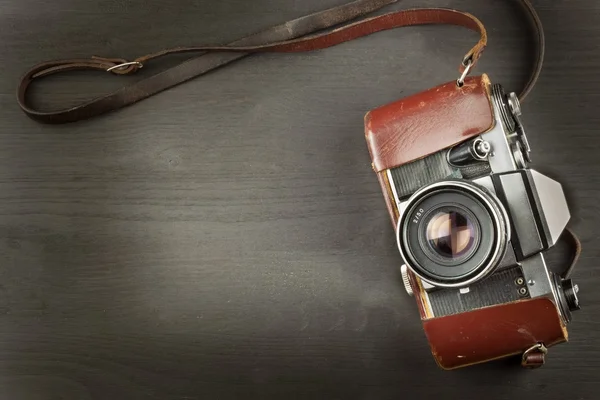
[{"left": 396, "top": 180, "right": 510, "bottom": 288}]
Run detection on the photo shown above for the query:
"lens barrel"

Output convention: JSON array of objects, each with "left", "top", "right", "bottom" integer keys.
[{"left": 397, "top": 180, "right": 510, "bottom": 288}]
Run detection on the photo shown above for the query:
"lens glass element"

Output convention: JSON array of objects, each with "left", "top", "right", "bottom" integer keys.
[{"left": 425, "top": 210, "right": 476, "bottom": 260}]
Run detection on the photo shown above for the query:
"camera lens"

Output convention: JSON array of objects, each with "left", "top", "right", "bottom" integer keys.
[
  {"left": 425, "top": 209, "right": 476, "bottom": 260},
  {"left": 397, "top": 180, "right": 509, "bottom": 288}
]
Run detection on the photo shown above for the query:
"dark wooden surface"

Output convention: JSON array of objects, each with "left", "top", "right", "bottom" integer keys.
[{"left": 1, "top": 0, "right": 599, "bottom": 398}]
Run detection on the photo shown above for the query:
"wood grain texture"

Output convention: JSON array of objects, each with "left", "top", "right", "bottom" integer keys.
[{"left": 1, "top": 0, "right": 599, "bottom": 398}]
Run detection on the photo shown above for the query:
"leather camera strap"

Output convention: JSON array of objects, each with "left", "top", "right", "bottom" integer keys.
[{"left": 18, "top": 0, "right": 544, "bottom": 124}]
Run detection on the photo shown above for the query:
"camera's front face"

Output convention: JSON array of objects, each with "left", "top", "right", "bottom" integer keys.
[{"left": 387, "top": 83, "right": 580, "bottom": 324}]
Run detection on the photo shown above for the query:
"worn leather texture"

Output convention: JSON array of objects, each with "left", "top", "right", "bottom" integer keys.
[
  {"left": 422, "top": 297, "right": 567, "bottom": 370},
  {"left": 364, "top": 75, "right": 494, "bottom": 173}
]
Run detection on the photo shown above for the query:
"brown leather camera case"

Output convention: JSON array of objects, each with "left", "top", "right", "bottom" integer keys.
[{"left": 364, "top": 75, "right": 568, "bottom": 369}]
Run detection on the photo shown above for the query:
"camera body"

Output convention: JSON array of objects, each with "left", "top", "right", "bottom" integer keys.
[{"left": 365, "top": 75, "right": 580, "bottom": 369}]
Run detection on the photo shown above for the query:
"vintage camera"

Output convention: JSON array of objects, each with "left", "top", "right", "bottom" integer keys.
[{"left": 365, "top": 75, "right": 580, "bottom": 369}]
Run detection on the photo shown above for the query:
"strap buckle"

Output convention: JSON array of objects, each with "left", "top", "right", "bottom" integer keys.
[
  {"left": 106, "top": 61, "right": 144, "bottom": 73},
  {"left": 521, "top": 343, "right": 548, "bottom": 369}
]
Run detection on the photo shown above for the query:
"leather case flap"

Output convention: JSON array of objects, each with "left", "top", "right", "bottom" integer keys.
[
  {"left": 422, "top": 297, "right": 567, "bottom": 370},
  {"left": 365, "top": 75, "right": 494, "bottom": 172}
]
